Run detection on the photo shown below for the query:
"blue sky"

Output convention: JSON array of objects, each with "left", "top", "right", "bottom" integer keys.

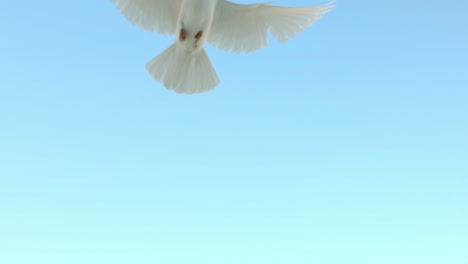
[{"left": 1, "top": 0, "right": 467, "bottom": 263}]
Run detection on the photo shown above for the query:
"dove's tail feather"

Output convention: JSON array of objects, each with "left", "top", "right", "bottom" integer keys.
[{"left": 146, "top": 44, "right": 220, "bottom": 94}]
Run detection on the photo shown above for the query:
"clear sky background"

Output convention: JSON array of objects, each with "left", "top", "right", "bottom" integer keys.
[{"left": 1, "top": 0, "right": 467, "bottom": 263}]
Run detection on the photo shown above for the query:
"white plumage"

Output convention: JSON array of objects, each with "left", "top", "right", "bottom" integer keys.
[{"left": 110, "top": 0, "right": 335, "bottom": 94}]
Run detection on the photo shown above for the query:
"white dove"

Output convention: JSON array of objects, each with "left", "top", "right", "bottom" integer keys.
[{"left": 110, "top": 0, "right": 335, "bottom": 94}]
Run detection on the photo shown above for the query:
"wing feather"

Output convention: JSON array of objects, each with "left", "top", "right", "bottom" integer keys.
[
  {"left": 110, "top": 0, "right": 182, "bottom": 35},
  {"left": 208, "top": 0, "right": 335, "bottom": 53}
]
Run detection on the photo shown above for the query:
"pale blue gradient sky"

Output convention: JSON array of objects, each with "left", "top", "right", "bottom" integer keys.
[{"left": 1, "top": 0, "right": 467, "bottom": 264}]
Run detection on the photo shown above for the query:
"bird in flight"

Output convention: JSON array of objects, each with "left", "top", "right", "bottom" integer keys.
[{"left": 110, "top": 0, "right": 335, "bottom": 94}]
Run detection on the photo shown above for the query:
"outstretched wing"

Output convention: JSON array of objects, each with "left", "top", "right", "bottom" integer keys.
[
  {"left": 208, "top": 0, "right": 335, "bottom": 53},
  {"left": 110, "top": 0, "right": 182, "bottom": 35}
]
